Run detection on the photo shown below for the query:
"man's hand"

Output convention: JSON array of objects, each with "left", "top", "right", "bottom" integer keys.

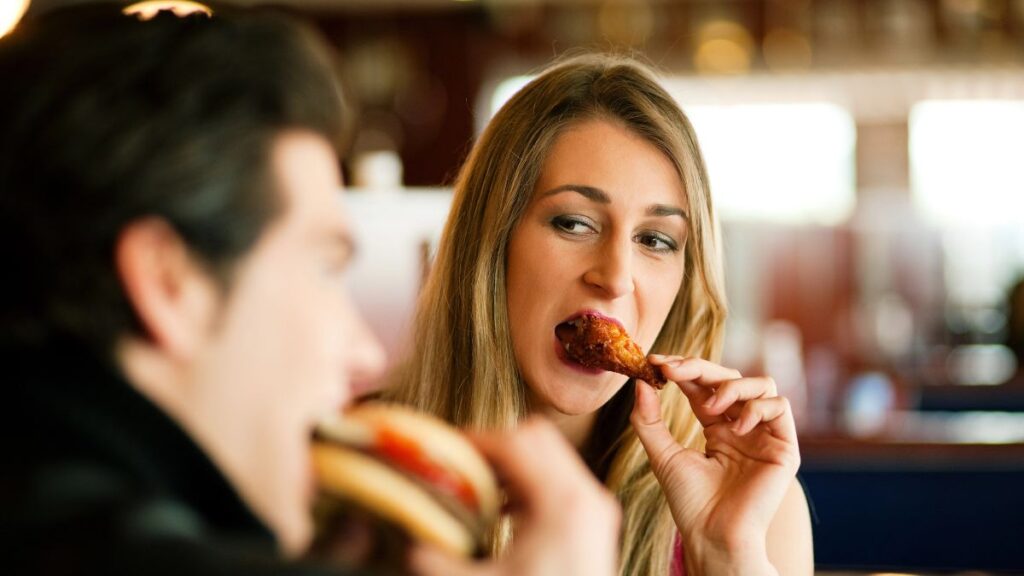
[{"left": 409, "top": 418, "right": 621, "bottom": 576}]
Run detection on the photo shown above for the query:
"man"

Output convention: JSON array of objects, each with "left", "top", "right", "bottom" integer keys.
[{"left": 0, "top": 5, "right": 619, "bottom": 575}]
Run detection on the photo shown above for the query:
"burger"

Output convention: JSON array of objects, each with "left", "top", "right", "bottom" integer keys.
[{"left": 309, "top": 403, "right": 500, "bottom": 571}]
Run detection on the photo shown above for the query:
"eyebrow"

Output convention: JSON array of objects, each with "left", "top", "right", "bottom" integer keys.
[
  {"left": 647, "top": 204, "right": 689, "bottom": 221},
  {"left": 540, "top": 184, "right": 610, "bottom": 203},
  {"left": 540, "top": 183, "right": 689, "bottom": 221}
]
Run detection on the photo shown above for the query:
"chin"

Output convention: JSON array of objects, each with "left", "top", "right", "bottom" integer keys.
[
  {"left": 269, "top": 444, "right": 317, "bottom": 556},
  {"left": 550, "top": 400, "right": 606, "bottom": 417},
  {"left": 275, "top": 505, "right": 314, "bottom": 557},
  {"left": 541, "top": 374, "right": 629, "bottom": 416}
]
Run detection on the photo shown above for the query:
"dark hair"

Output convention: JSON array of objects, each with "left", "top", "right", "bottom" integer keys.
[{"left": 0, "top": 4, "right": 347, "bottom": 358}]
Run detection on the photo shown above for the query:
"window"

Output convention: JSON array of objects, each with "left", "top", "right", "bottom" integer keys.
[
  {"left": 489, "top": 76, "right": 857, "bottom": 224},
  {"left": 686, "top": 103, "right": 856, "bottom": 224},
  {"left": 910, "top": 100, "right": 1024, "bottom": 226}
]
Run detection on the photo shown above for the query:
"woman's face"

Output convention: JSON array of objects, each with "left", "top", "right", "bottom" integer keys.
[{"left": 507, "top": 118, "right": 688, "bottom": 416}]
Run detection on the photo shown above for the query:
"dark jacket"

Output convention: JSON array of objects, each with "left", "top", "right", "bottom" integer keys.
[{"left": 0, "top": 340, "right": 357, "bottom": 575}]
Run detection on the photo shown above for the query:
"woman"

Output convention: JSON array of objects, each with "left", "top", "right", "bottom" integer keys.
[{"left": 389, "top": 53, "right": 814, "bottom": 576}]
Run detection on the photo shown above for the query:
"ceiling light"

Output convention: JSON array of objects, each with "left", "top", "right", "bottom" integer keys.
[
  {"left": 0, "top": 0, "right": 30, "bottom": 40},
  {"left": 123, "top": 1, "right": 212, "bottom": 21}
]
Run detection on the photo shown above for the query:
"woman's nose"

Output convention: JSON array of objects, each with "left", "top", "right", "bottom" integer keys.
[{"left": 582, "top": 235, "right": 635, "bottom": 299}]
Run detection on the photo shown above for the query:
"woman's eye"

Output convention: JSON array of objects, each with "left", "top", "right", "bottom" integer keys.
[
  {"left": 551, "top": 215, "right": 595, "bottom": 235},
  {"left": 636, "top": 231, "right": 679, "bottom": 253}
]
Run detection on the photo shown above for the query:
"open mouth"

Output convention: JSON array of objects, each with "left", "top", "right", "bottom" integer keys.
[
  {"left": 552, "top": 336, "right": 604, "bottom": 375},
  {"left": 554, "top": 311, "right": 625, "bottom": 344},
  {"left": 553, "top": 312, "right": 609, "bottom": 375},
  {"left": 554, "top": 319, "right": 580, "bottom": 344},
  {"left": 552, "top": 311, "right": 667, "bottom": 387}
]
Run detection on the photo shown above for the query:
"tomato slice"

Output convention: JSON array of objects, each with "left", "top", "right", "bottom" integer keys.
[{"left": 375, "top": 427, "right": 478, "bottom": 513}]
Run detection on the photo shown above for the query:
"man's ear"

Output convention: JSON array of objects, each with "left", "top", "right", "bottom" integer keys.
[{"left": 115, "top": 217, "right": 219, "bottom": 360}]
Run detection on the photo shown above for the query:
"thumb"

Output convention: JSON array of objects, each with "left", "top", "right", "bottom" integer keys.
[
  {"left": 408, "top": 545, "right": 494, "bottom": 576},
  {"left": 630, "top": 381, "right": 686, "bottom": 480}
]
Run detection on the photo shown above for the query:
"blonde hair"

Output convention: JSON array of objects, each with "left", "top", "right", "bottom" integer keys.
[{"left": 386, "top": 53, "right": 728, "bottom": 576}]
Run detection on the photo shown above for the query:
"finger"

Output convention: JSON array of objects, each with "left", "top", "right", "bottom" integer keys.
[
  {"left": 649, "top": 357, "right": 745, "bottom": 426},
  {"left": 730, "top": 396, "right": 798, "bottom": 445},
  {"left": 630, "top": 381, "right": 687, "bottom": 481},
  {"left": 674, "top": 378, "right": 725, "bottom": 428},
  {"left": 703, "top": 376, "right": 778, "bottom": 416},
  {"left": 409, "top": 544, "right": 494, "bottom": 576},
  {"left": 651, "top": 356, "right": 743, "bottom": 388}
]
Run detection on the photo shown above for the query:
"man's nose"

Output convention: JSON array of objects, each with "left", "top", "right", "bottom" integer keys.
[
  {"left": 339, "top": 300, "right": 388, "bottom": 402},
  {"left": 581, "top": 234, "right": 635, "bottom": 299}
]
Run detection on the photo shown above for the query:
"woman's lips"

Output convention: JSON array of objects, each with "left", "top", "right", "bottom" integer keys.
[
  {"left": 557, "top": 309, "right": 625, "bottom": 330},
  {"left": 552, "top": 334, "right": 604, "bottom": 375}
]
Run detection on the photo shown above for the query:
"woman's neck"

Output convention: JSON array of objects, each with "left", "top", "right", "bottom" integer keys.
[{"left": 535, "top": 408, "right": 597, "bottom": 452}]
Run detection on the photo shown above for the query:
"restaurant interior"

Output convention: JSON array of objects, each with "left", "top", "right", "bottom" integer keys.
[{"left": 8, "top": 0, "right": 1024, "bottom": 573}]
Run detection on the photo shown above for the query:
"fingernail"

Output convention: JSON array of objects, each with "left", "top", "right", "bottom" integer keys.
[
  {"left": 649, "top": 354, "right": 667, "bottom": 363},
  {"left": 702, "top": 394, "right": 717, "bottom": 409}
]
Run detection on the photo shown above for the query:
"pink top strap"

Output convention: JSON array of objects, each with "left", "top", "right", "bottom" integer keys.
[{"left": 670, "top": 532, "right": 686, "bottom": 576}]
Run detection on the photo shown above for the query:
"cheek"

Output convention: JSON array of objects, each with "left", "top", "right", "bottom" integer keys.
[
  {"left": 506, "top": 229, "right": 536, "bottom": 309},
  {"left": 506, "top": 223, "right": 578, "bottom": 313},
  {"left": 296, "top": 285, "right": 346, "bottom": 384},
  {"left": 506, "top": 228, "right": 553, "bottom": 368},
  {"left": 639, "top": 260, "right": 687, "bottom": 343},
  {"left": 254, "top": 269, "right": 344, "bottom": 410}
]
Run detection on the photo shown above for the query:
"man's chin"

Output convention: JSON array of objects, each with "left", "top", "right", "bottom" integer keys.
[
  {"left": 263, "top": 460, "right": 317, "bottom": 557},
  {"left": 276, "top": 511, "right": 315, "bottom": 558}
]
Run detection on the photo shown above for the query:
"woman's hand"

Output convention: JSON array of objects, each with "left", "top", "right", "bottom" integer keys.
[{"left": 630, "top": 356, "right": 800, "bottom": 576}]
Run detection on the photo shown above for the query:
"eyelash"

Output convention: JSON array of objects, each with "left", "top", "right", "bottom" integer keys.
[
  {"left": 549, "top": 215, "right": 680, "bottom": 253},
  {"left": 636, "top": 231, "right": 679, "bottom": 253},
  {"left": 551, "top": 215, "right": 595, "bottom": 235}
]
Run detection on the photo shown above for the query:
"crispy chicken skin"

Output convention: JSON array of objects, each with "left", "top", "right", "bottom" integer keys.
[{"left": 555, "top": 314, "right": 667, "bottom": 387}]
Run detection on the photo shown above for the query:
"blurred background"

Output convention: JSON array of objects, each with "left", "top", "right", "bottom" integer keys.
[{"left": 7, "top": 0, "right": 1024, "bottom": 573}]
